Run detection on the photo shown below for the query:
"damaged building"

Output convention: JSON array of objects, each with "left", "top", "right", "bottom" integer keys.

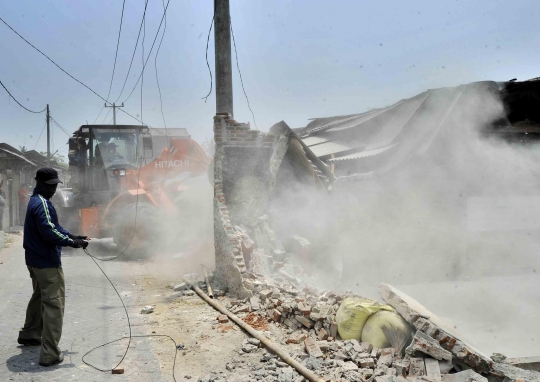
[{"left": 209, "top": 77, "right": 540, "bottom": 382}]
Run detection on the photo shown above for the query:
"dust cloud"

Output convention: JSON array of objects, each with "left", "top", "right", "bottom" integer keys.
[{"left": 267, "top": 84, "right": 540, "bottom": 357}]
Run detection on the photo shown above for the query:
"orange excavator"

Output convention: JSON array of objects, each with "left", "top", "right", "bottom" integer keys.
[{"left": 53, "top": 125, "right": 210, "bottom": 256}]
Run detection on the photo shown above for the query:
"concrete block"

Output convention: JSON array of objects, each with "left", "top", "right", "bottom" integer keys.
[
  {"left": 304, "top": 337, "right": 323, "bottom": 358},
  {"left": 409, "top": 357, "right": 426, "bottom": 377},
  {"left": 506, "top": 357, "right": 540, "bottom": 372},
  {"left": 406, "top": 331, "right": 453, "bottom": 362},
  {"left": 424, "top": 358, "right": 441, "bottom": 380}
]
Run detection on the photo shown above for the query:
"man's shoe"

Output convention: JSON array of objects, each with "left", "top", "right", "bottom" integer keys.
[
  {"left": 17, "top": 338, "right": 41, "bottom": 346},
  {"left": 39, "top": 354, "right": 64, "bottom": 367}
]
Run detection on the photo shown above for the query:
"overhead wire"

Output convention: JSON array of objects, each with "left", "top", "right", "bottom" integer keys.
[
  {"left": 0, "top": 15, "right": 146, "bottom": 126},
  {"left": 0, "top": 16, "right": 108, "bottom": 103},
  {"left": 0, "top": 80, "right": 46, "bottom": 113},
  {"left": 230, "top": 22, "right": 257, "bottom": 129},
  {"left": 122, "top": 0, "right": 171, "bottom": 104},
  {"left": 33, "top": 122, "right": 47, "bottom": 150},
  {"left": 112, "top": 0, "right": 150, "bottom": 104},
  {"left": 201, "top": 15, "right": 215, "bottom": 102},
  {"left": 93, "top": 0, "right": 128, "bottom": 124}
]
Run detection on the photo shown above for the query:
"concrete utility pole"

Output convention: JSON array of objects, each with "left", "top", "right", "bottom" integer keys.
[
  {"left": 46, "top": 104, "right": 50, "bottom": 166},
  {"left": 105, "top": 102, "right": 124, "bottom": 125},
  {"left": 214, "top": 0, "right": 233, "bottom": 117}
]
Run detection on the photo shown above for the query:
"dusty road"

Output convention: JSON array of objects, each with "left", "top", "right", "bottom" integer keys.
[{"left": 0, "top": 234, "right": 272, "bottom": 382}]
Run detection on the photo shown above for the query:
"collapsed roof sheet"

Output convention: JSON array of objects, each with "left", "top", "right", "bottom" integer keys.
[{"left": 328, "top": 143, "right": 397, "bottom": 162}]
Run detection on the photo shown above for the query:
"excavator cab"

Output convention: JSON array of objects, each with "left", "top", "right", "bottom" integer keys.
[{"left": 60, "top": 125, "right": 152, "bottom": 236}]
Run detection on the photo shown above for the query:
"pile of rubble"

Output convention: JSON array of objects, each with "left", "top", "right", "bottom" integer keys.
[{"left": 190, "top": 275, "right": 540, "bottom": 382}]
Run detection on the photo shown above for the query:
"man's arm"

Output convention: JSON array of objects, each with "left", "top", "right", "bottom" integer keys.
[{"left": 34, "top": 195, "right": 74, "bottom": 247}]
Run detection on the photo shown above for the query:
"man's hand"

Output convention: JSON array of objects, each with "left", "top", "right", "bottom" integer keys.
[
  {"left": 70, "top": 239, "right": 89, "bottom": 249},
  {"left": 71, "top": 234, "right": 91, "bottom": 241}
]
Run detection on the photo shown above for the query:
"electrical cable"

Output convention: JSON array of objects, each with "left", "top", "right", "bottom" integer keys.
[
  {"left": 154, "top": 0, "right": 170, "bottom": 210},
  {"left": 33, "top": 122, "right": 47, "bottom": 150},
  {"left": 230, "top": 22, "right": 257, "bottom": 129},
  {"left": 0, "top": 15, "right": 146, "bottom": 126},
  {"left": 0, "top": 79, "right": 46, "bottom": 113},
  {"left": 122, "top": 0, "right": 171, "bottom": 104},
  {"left": 154, "top": 0, "right": 168, "bottom": 129},
  {"left": 201, "top": 15, "right": 215, "bottom": 102},
  {"left": 0, "top": 16, "right": 108, "bottom": 103},
  {"left": 92, "top": 0, "right": 127, "bottom": 124},
  {"left": 82, "top": 248, "right": 179, "bottom": 381},
  {"left": 50, "top": 116, "right": 71, "bottom": 136},
  {"left": 112, "top": 0, "right": 149, "bottom": 104}
]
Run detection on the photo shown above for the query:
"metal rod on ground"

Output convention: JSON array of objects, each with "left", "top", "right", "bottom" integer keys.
[
  {"left": 202, "top": 265, "right": 214, "bottom": 299},
  {"left": 188, "top": 283, "right": 325, "bottom": 382}
]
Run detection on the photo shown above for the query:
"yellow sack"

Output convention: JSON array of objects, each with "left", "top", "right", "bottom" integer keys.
[
  {"left": 361, "top": 310, "right": 413, "bottom": 349},
  {"left": 336, "top": 297, "right": 393, "bottom": 340}
]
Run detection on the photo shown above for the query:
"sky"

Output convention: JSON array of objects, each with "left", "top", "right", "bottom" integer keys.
[{"left": 1, "top": 0, "right": 539, "bottom": 159}]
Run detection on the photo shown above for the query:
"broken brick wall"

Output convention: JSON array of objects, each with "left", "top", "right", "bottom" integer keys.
[{"left": 213, "top": 113, "right": 287, "bottom": 297}]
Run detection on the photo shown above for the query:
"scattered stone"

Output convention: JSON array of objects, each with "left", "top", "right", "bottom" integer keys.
[
  {"left": 491, "top": 353, "right": 507, "bottom": 363},
  {"left": 140, "top": 305, "right": 155, "bottom": 314},
  {"left": 183, "top": 290, "right": 195, "bottom": 296},
  {"left": 242, "top": 343, "right": 258, "bottom": 353},
  {"left": 217, "top": 315, "right": 229, "bottom": 324},
  {"left": 250, "top": 297, "right": 260, "bottom": 311},
  {"left": 304, "top": 356, "right": 322, "bottom": 371},
  {"left": 286, "top": 332, "right": 307, "bottom": 344},
  {"left": 317, "top": 328, "right": 328, "bottom": 341},
  {"left": 304, "top": 337, "right": 323, "bottom": 358},
  {"left": 359, "top": 358, "right": 375, "bottom": 368}
]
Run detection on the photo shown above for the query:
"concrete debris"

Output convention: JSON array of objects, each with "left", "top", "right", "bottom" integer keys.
[
  {"left": 441, "top": 369, "right": 488, "bottom": 382},
  {"left": 506, "top": 356, "right": 540, "bottom": 372},
  {"left": 424, "top": 357, "right": 442, "bottom": 380},
  {"left": 140, "top": 305, "right": 155, "bottom": 314},
  {"left": 405, "top": 331, "right": 453, "bottom": 362}
]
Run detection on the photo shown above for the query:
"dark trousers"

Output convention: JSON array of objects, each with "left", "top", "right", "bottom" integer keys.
[{"left": 18, "top": 266, "right": 65, "bottom": 363}]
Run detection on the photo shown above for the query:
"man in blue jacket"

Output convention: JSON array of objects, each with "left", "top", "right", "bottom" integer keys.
[{"left": 18, "top": 168, "right": 89, "bottom": 367}]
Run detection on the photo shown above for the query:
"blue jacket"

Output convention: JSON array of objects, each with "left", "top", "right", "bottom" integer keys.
[{"left": 23, "top": 190, "right": 74, "bottom": 268}]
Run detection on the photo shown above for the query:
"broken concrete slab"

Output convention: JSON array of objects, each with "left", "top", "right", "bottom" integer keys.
[
  {"left": 380, "top": 283, "right": 540, "bottom": 382},
  {"left": 441, "top": 369, "right": 487, "bottom": 382},
  {"left": 406, "top": 331, "right": 453, "bottom": 362},
  {"left": 506, "top": 356, "right": 540, "bottom": 373},
  {"left": 379, "top": 283, "right": 491, "bottom": 373}
]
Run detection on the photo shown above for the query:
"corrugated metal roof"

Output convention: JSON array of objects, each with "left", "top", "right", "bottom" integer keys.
[
  {"left": 302, "top": 136, "right": 332, "bottom": 147},
  {"left": 326, "top": 106, "right": 400, "bottom": 133},
  {"left": 308, "top": 139, "right": 364, "bottom": 158},
  {"left": 0, "top": 144, "right": 36, "bottom": 166},
  {"left": 328, "top": 144, "right": 397, "bottom": 162},
  {"left": 365, "top": 92, "right": 429, "bottom": 151}
]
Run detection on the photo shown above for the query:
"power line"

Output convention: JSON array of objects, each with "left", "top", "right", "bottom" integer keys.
[
  {"left": 0, "top": 79, "right": 46, "bottom": 113},
  {"left": 93, "top": 0, "right": 127, "bottom": 124},
  {"left": 122, "top": 0, "right": 172, "bottom": 104},
  {"left": 106, "top": 0, "right": 127, "bottom": 100},
  {"left": 50, "top": 116, "right": 71, "bottom": 136},
  {"left": 0, "top": 16, "right": 108, "bottom": 103},
  {"left": 201, "top": 15, "right": 214, "bottom": 102},
  {"left": 33, "top": 122, "right": 47, "bottom": 150},
  {"left": 112, "top": 0, "right": 149, "bottom": 104},
  {"left": 230, "top": 22, "right": 258, "bottom": 129},
  {"left": 155, "top": 0, "right": 168, "bottom": 128}
]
